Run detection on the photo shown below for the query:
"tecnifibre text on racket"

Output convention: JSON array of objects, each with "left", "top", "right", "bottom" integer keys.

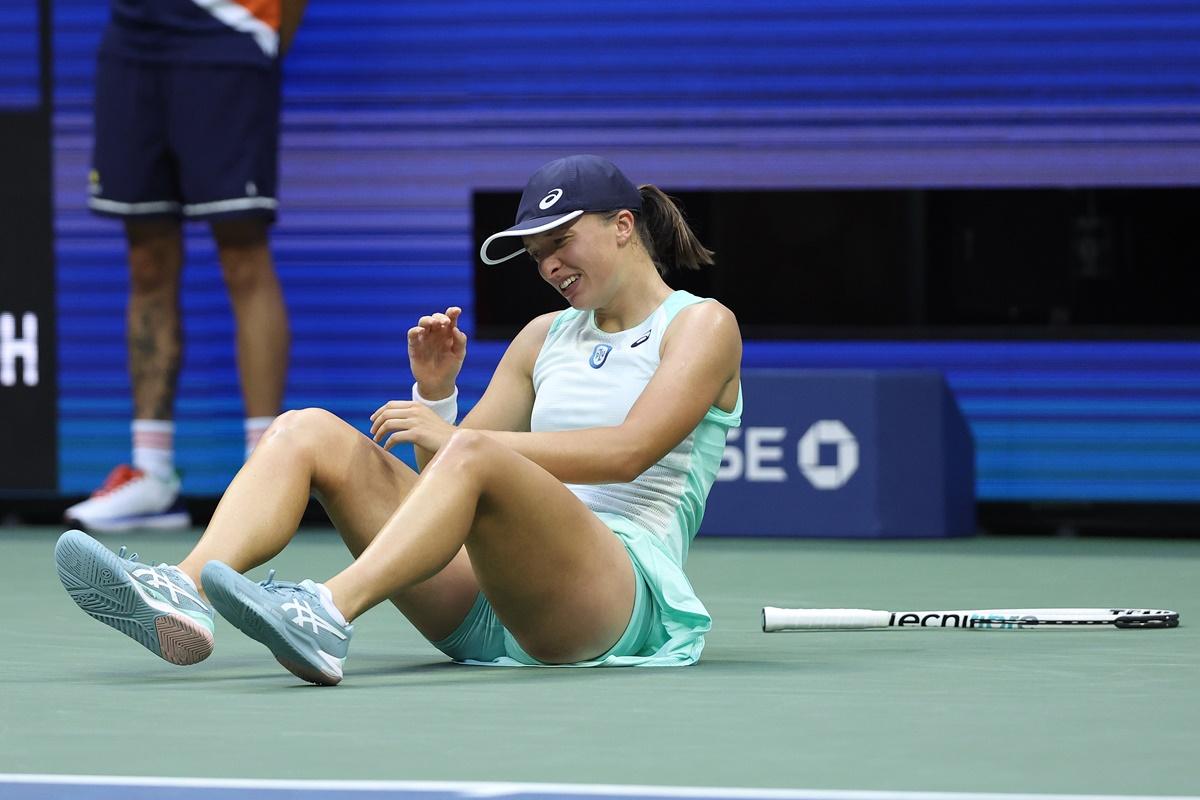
[{"left": 761, "top": 607, "right": 1179, "bottom": 631}]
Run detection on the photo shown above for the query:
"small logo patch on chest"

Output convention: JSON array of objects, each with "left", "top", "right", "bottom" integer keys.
[{"left": 589, "top": 343, "right": 613, "bottom": 368}]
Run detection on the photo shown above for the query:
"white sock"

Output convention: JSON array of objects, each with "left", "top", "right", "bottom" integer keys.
[
  {"left": 244, "top": 416, "right": 274, "bottom": 460},
  {"left": 305, "top": 580, "right": 349, "bottom": 627},
  {"left": 132, "top": 420, "right": 175, "bottom": 480}
]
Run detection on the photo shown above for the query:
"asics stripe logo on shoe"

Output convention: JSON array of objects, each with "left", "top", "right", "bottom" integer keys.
[
  {"left": 54, "top": 530, "right": 214, "bottom": 665},
  {"left": 131, "top": 567, "right": 204, "bottom": 607},
  {"left": 282, "top": 597, "right": 348, "bottom": 639}
]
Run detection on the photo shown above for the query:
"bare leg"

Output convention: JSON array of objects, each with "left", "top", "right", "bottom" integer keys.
[
  {"left": 211, "top": 218, "right": 288, "bottom": 419},
  {"left": 126, "top": 219, "right": 183, "bottom": 420},
  {"left": 176, "top": 408, "right": 479, "bottom": 640},
  {"left": 326, "top": 429, "right": 636, "bottom": 665}
]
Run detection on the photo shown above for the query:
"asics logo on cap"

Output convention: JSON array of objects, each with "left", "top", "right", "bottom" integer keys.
[{"left": 539, "top": 188, "right": 564, "bottom": 210}]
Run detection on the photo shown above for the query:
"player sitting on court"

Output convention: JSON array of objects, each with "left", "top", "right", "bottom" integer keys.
[{"left": 54, "top": 154, "right": 743, "bottom": 684}]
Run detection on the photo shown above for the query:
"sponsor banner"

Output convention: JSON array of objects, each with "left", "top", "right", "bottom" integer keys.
[
  {"left": 700, "top": 370, "right": 975, "bottom": 538},
  {"left": 0, "top": 105, "right": 55, "bottom": 492}
]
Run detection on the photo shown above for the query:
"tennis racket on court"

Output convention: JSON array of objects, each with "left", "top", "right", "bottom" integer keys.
[{"left": 762, "top": 607, "right": 1179, "bottom": 631}]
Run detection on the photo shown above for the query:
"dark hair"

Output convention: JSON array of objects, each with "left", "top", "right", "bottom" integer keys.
[{"left": 605, "top": 186, "right": 714, "bottom": 276}]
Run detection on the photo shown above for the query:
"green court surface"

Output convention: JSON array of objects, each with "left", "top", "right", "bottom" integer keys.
[{"left": 3, "top": 527, "right": 1196, "bottom": 795}]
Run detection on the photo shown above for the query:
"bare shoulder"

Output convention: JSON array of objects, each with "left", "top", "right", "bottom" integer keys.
[
  {"left": 522, "top": 310, "right": 561, "bottom": 336},
  {"left": 666, "top": 299, "right": 742, "bottom": 349},
  {"left": 678, "top": 298, "right": 739, "bottom": 329},
  {"left": 502, "top": 310, "right": 562, "bottom": 365},
  {"left": 513, "top": 310, "right": 559, "bottom": 347}
]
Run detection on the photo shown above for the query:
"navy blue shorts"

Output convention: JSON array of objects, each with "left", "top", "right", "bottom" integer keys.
[{"left": 89, "top": 56, "right": 281, "bottom": 222}]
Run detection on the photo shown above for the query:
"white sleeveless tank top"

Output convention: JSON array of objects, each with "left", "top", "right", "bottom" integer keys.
[{"left": 531, "top": 290, "right": 742, "bottom": 566}]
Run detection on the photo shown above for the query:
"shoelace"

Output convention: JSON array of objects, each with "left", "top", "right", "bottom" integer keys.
[
  {"left": 116, "top": 546, "right": 181, "bottom": 581},
  {"left": 258, "top": 569, "right": 304, "bottom": 594},
  {"left": 256, "top": 569, "right": 341, "bottom": 628},
  {"left": 258, "top": 570, "right": 351, "bottom": 641}
]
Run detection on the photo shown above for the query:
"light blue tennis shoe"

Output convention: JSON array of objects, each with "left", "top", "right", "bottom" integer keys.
[
  {"left": 54, "top": 529, "right": 215, "bottom": 665},
  {"left": 201, "top": 560, "right": 353, "bottom": 686}
]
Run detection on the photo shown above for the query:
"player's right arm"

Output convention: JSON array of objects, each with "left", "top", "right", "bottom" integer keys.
[
  {"left": 456, "top": 312, "right": 556, "bottom": 435},
  {"left": 390, "top": 308, "right": 554, "bottom": 472}
]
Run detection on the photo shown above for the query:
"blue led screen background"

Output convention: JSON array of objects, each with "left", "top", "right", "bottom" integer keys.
[
  {"left": 0, "top": 1, "right": 38, "bottom": 109},
  {"left": 50, "top": 1, "right": 1200, "bottom": 501}
]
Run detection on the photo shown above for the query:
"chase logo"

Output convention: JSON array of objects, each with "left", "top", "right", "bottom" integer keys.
[
  {"left": 798, "top": 420, "right": 859, "bottom": 490},
  {"left": 539, "top": 188, "right": 564, "bottom": 210},
  {"left": 589, "top": 343, "right": 613, "bottom": 369}
]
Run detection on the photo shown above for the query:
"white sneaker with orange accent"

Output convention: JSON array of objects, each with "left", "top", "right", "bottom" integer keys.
[{"left": 64, "top": 465, "right": 191, "bottom": 532}]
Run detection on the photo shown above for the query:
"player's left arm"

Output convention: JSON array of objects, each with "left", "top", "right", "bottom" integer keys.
[
  {"left": 617, "top": 300, "right": 742, "bottom": 473},
  {"left": 482, "top": 301, "right": 741, "bottom": 484},
  {"left": 280, "top": 0, "right": 308, "bottom": 56}
]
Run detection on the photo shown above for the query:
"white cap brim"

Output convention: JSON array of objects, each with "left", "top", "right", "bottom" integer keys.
[{"left": 479, "top": 210, "right": 585, "bottom": 266}]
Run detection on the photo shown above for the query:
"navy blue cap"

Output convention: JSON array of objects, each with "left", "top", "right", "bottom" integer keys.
[{"left": 480, "top": 154, "right": 642, "bottom": 265}]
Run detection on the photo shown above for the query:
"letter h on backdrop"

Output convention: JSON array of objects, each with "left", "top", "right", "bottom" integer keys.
[{"left": 0, "top": 312, "right": 38, "bottom": 387}]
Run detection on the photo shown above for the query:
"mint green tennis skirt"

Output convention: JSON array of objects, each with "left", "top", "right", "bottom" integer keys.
[{"left": 431, "top": 514, "right": 711, "bottom": 667}]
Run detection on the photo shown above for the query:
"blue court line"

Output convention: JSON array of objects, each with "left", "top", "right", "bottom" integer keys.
[{"left": 0, "top": 777, "right": 1196, "bottom": 800}]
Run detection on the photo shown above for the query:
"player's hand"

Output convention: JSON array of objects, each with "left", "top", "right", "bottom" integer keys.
[
  {"left": 369, "top": 401, "right": 455, "bottom": 454},
  {"left": 408, "top": 307, "right": 467, "bottom": 399}
]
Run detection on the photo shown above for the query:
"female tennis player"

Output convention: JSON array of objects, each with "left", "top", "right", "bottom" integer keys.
[{"left": 54, "top": 154, "right": 743, "bottom": 684}]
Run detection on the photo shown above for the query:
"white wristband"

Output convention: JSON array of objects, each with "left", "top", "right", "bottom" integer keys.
[{"left": 412, "top": 382, "right": 458, "bottom": 424}]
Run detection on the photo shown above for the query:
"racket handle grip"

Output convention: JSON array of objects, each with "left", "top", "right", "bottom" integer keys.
[{"left": 762, "top": 607, "right": 890, "bottom": 631}]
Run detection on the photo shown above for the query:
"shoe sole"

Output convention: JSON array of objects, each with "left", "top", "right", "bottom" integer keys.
[
  {"left": 202, "top": 564, "right": 342, "bottom": 686},
  {"left": 54, "top": 530, "right": 213, "bottom": 666},
  {"left": 64, "top": 512, "right": 192, "bottom": 534}
]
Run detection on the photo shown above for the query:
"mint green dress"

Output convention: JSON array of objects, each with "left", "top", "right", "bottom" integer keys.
[{"left": 432, "top": 291, "right": 741, "bottom": 666}]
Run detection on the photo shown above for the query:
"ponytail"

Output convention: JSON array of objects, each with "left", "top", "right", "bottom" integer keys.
[{"left": 634, "top": 185, "right": 715, "bottom": 275}]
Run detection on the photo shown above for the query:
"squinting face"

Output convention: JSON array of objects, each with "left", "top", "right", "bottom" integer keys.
[{"left": 523, "top": 214, "right": 617, "bottom": 308}]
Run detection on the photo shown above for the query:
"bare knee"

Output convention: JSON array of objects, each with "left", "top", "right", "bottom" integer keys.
[
  {"left": 126, "top": 225, "right": 182, "bottom": 296},
  {"left": 261, "top": 408, "right": 341, "bottom": 459},
  {"left": 218, "top": 248, "right": 277, "bottom": 295},
  {"left": 431, "top": 429, "right": 495, "bottom": 478},
  {"left": 262, "top": 408, "right": 360, "bottom": 490},
  {"left": 213, "top": 220, "right": 274, "bottom": 294}
]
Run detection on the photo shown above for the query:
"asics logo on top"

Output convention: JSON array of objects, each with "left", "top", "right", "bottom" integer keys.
[
  {"left": 131, "top": 567, "right": 202, "bottom": 607},
  {"left": 539, "top": 188, "right": 564, "bottom": 209},
  {"left": 282, "top": 597, "right": 348, "bottom": 639}
]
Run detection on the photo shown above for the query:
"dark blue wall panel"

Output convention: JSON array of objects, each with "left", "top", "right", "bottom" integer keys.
[{"left": 52, "top": 1, "right": 1200, "bottom": 501}]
